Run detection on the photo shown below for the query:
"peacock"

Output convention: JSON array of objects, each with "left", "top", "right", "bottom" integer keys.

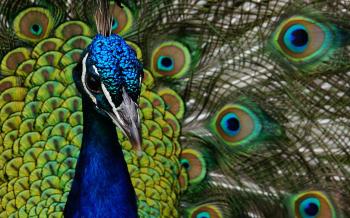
[{"left": 0, "top": 0, "right": 350, "bottom": 217}]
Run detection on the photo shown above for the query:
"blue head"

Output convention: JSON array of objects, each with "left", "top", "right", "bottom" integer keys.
[{"left": 74, "top": 34, "right": 143, "bottom": 151}]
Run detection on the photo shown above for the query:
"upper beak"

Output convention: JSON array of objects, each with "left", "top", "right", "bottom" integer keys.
[{"left": 102, "top": 85, "right": 142, "bottom": 156}]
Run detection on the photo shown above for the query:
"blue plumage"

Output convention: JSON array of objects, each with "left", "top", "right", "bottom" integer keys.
[
  {"left": 64, "top": 99, "right": 138, "bottom": 218},
  {"left": 88, "top": 34, "right": 142, "bottom": 106},
  {"left": 64, "top": 34, "right": 142, "bottom": 217}
]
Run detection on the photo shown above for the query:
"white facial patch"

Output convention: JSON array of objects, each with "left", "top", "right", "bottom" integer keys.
[
  {"left": 101, "top": 83, "right": 142, "bottom": 156},
  {"left": 93, "top": 65, "right": 100, "bottom": 76},
  {"left": 101, "top": 83, "right": 127, "bottom": 132},
  {"left": 81, "top": 53, "right": 97, "bottom": 104}
]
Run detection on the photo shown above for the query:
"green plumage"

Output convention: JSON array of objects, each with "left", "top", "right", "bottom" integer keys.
[{"left": 0, "top": 0, "right": 349, "bottom": 217}]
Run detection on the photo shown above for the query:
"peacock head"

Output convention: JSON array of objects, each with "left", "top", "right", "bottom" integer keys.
[{"left": 74, "top": 34, "right": 143, "bottom": 151}]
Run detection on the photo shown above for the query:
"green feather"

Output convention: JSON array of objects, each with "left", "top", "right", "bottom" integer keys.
[{"left": 0, "top": 0, "right": 350, "bottom": 217}]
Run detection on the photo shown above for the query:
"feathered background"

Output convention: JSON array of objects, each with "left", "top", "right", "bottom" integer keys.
[{"left": 0, "top": 0, "right": 349, "bottom": 217}]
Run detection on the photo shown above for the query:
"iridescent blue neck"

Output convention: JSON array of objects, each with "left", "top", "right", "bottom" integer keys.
[{"left": 64, "top": 97, "right": 138, "bottom": 218}]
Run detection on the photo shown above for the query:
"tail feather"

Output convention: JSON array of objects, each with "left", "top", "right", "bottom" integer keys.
[{"left": 0, "top": 0, "right": 350, "bottom": 217}]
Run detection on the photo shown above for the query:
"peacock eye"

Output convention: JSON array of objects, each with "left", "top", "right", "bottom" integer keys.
[
  {"left": 86, "top": 74, "right": 102, "bottom": 94},
  {"left": 282, "top": 24, "right": 309, "bottom": 53},
  {"left": 112, "top": 18, "right": 119, "bottom": 31},
  {"left": 196, "top": 211, "right": 210, "bottom": 218},
  {"left": 272, "top": 16, "right": 334, "bottom": 63},
  {"left": 210, "top": 104, "right": 262, "bottom": 147},
  {"left": 299, "top": 197, "right": 320, "bottom": 217},
  {"left": 220, "top": 113, "right": 241, "bottom": 137},
  {"left": 288, "top": 191, "right": 337, "bottom": 218},
  {"left": 180, "top": 159, "right": 190, "bottom": 169},
  {"left": 188, "top": 204, "right": 223, "bottom": 218},
  {"left": 30, "top": 24, "right": 43, "bottom": 36},
  {"left": 157, "top": 56, "right": 175, "bottom": 71},
  {"left": 180, "top": 149, "right": 206, "bottom": 185},
  {"left": 110, "top": 2, "right": 133, "bottom": 35},
  {"left": 151, "top": 41, "right": 191, "bottom": 78},
  {"left": 12, "top": 7, "right": 54, "bottom": 42}
]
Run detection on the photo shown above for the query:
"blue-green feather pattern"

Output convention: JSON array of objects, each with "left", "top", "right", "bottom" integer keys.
[{"left": 0, "top": 0, "right": 350, "bottom": 217}]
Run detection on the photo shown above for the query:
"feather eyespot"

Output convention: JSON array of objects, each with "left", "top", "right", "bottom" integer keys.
[
  {"left": 272, "top": 16, "right": 337, "bottom": 64},
  {"left": 299, "top": 197, "right": 320, "bottom": 217},
  {"left": 30, "top": 24, "right": 43, "bottom": 36},
  {"left": 110, "top": 3, "right": 133, "bottom": 35},
  {"left": 180, "top": 159, "right": 190, "bottom": 169},
  {"left": 13, "top": 7, "right": 54, "bottom": 42},
  {"left": 151, "top": 41, "right": 191, "bottom": 78},
  {"left": 220, "top": 113, "right": 241, "bottom": 137},
  {"left": 112, "top": 18, "right": 119, "bottom": 31},
  {"left": 210, "top": 104, "right": 262, "bottom": 147},
  {"left": 180, "top": 149, "right": 206, "bottom": 185},
  {"left": 157, "top": 56, "right": 175, "bottom": 71},
  {"left": 288, "top": 191, "right": 337, "bottom": 218},
  {"left": 189, "top": 204, "right": 223, "bottom": 218},
  {"left": 196, "top": 211, "right": 210, "bottom": 218}
]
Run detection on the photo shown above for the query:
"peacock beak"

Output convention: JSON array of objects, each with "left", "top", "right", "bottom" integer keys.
[{"left": 101, "top": 84, "right": 142, "bottom": 156}]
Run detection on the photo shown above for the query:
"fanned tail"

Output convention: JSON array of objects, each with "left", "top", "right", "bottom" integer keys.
[
  {"left": 174, "top": 1, "right": 350, "bottom": 217},
  {"left": 0, "top": 0, "right": 350, "bottom": 217}
]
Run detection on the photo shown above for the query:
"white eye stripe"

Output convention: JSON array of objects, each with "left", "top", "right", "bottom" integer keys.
[
  {"left": 93, "top": 65, "right": 100, "bottom": 76},
  {"left": 101, "top": 83, "right": 128, "bottom": 134},
  {"left": 101, "top": 83, "right": 118, "bottom": 115},
  {"left": 81, "top": 53, "right": 97, "bottom": 104}
]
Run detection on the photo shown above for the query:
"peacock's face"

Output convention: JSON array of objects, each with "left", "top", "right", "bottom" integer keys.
[{"left": 75, "top": 34, "right": 143, "bottom": 150}]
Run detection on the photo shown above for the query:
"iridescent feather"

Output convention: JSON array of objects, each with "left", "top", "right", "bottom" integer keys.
[{"left": 0, "top": 0, "right": 350, "bottom": 218}]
